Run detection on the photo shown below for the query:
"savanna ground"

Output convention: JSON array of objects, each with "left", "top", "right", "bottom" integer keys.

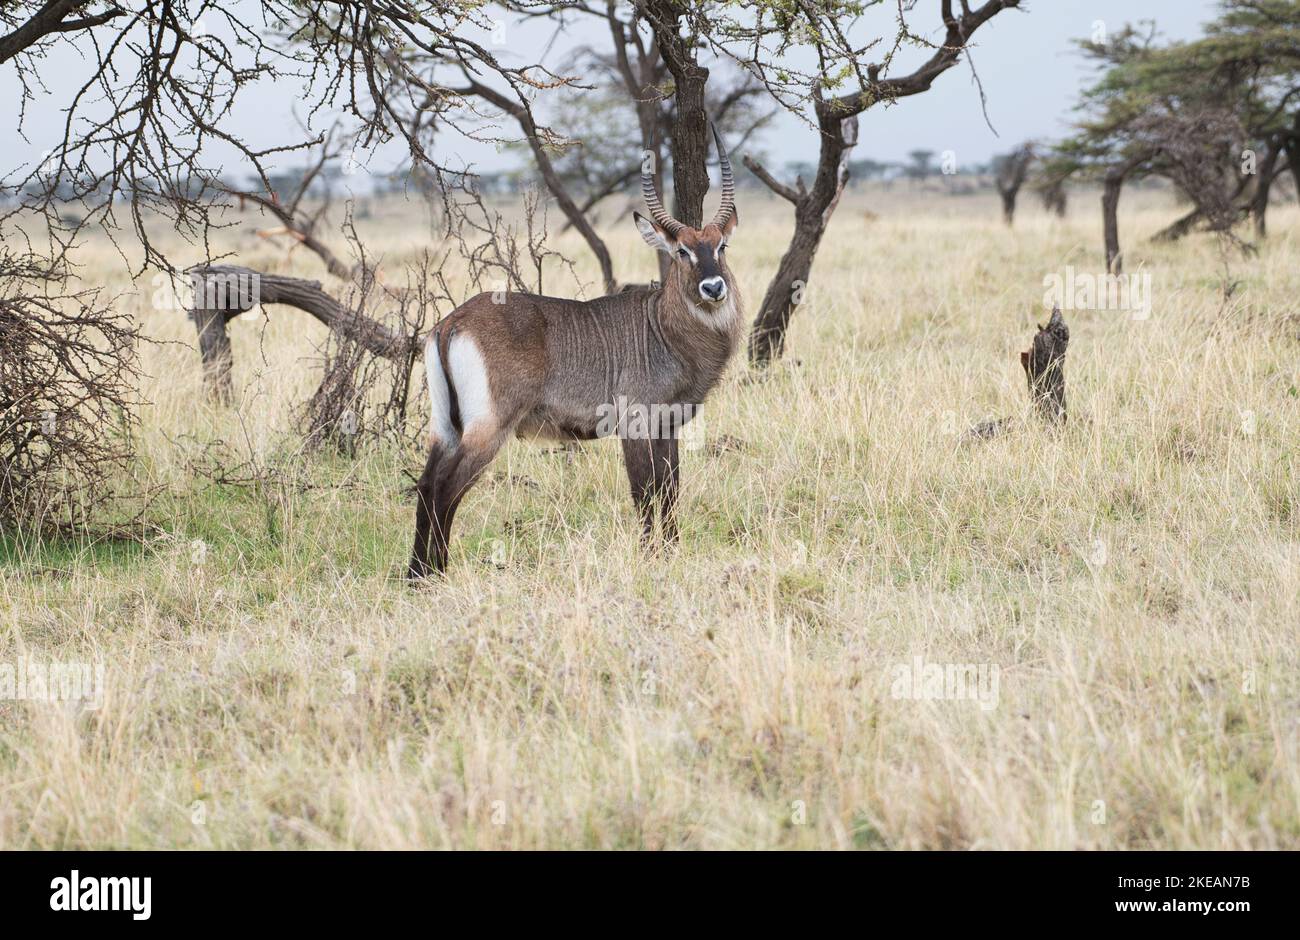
[{"left": 2, "top": 184, "right": 1298, "bottom": 849}]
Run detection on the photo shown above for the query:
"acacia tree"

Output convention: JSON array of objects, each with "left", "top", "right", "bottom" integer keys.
[
  {"left": 445, "top": 1, "right": 772, "bottom": 292},
  {"left": 992, "top": 144, "right": 1035, "bottom": 224},
  {"left": 1153, "top": 0, "right": 1300, "bottom": 236},
  {"left": 1034, "top": 173, "right": 1069, "bottom": 217},
  {"left": 1055, "top": 105, "right": 1249, "bottom": 275},
  {"left": 512, "top": 0, "right": 1021, "bottom": 364},
  {"left": 1049, "top": 5, "right": 1300, "bottom": 270},
  {"left": 706, "top": 0, "right": 1025, "bottom": 365},
  {"left": 444, "top": 1, "right": 1022, "bottom": 367}
]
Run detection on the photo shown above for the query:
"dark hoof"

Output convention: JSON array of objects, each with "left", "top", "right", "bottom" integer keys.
[{"left": 406, "top": 560, "right": 438, "bottom": 582}]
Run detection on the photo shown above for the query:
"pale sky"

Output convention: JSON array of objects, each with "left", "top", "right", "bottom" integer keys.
[
  {"left": 1, "top": 1, "right": 1222, "bottom": 184},
  {"left": 494, "top": 0, "right": 1223, "bottom": 172}
]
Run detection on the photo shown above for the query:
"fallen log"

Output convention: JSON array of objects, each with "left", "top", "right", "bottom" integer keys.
[{"left": 186, "top": 264, "right": 415, "bottom": 401}]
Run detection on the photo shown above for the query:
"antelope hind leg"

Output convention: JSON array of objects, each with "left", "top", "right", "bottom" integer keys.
[
  {"left": 428, "top": 421, "right": 510, "bottom": 572},
  {"left": 408, "top": 442, "right": 449, "bottom": 580}
]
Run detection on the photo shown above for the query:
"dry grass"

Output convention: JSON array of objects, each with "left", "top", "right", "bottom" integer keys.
[{"left": 1, "top": 186, "right": 1298, "bottom": 849}]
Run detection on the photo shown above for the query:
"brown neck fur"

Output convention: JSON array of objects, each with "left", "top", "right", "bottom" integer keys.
[{"left": 651, "top": 255, "right": 744, "bottom": 403}]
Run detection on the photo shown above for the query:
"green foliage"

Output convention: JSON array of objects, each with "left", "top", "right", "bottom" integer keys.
[{"left": 1048, "top": 2, "right": 1300, "bottom": 187}]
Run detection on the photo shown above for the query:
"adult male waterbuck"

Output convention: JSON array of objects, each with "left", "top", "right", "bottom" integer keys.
[{"left": 408, "top": 129, "right": 742, "bottom": 578}]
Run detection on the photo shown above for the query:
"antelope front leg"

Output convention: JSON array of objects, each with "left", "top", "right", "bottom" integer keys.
[
  {"left": 652, "top": 434, "right": 680, "bottom": 547},
  {"left": 621, "top": 437, "right": 657, "bottom": 546}
]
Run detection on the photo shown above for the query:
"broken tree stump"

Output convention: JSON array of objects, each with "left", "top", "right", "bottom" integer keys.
[
  {"left": 965, "top": 306, "right": 1070, "bottom": 440},
  {"left": 1020, "top": 305, "right": 1069, "bottom": 424}
]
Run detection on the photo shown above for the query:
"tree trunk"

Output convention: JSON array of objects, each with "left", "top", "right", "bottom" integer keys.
[
  {"left": 1020, "top": 306, "right": 1069, "bottom": 424},
  {"left": 742, "top": 0, "right": 1021, "bottom": 367},
  {"left": 747, "top": 111, "right": 858, "bottom": 366},
  {"left": 1284, "top": 114, "right": 1300, "bottom": 204},
  {"left": 992, "top": 146, "right": 1032, "bottom": 226},
  {"left": 747, "top": 211, "right": 823, "bottom": 366},
  {"left": 643, "top": 0, "right": 710, "bottom": 228},
  {"left": 1251, "top": 138, "right": 1282, "bottom": 237},
  {"left": 998, "top": 187, "right": 1017, "bottom": 225},
  {"left": 605, "top": 5, "right": 670, "bottom": 282},
  {"left": 1286, "top": 136, "right": 1300, "bottom": 206},
  {"left": 1102, "top": 170, "right": 1125, "bottom": 275},
  {"left": 191, "top": 305, "right": 235, "bottom": 404},
  {"left": 1101, "top": 152, "right": 1159, "bottom": 272},
  {"left": 968, "top": 305, "right": 1072, "bottom": 440}
]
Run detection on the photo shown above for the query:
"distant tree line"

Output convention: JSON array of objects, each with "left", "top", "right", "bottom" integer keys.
[{"left": 1042, "top": 1, "right": 1300, "bottom": 271}]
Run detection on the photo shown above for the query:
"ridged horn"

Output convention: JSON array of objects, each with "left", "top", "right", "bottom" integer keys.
[
  {"left": 642, "top": 154, "right": 683, "bottom": 237},
  {"left": 710, "top": 122, "right": 735, "bottom": 229}
]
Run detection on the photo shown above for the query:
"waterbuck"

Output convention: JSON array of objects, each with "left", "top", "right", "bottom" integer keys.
[{"left": 408, "top": 130, "right": 742, "bottom": 578}]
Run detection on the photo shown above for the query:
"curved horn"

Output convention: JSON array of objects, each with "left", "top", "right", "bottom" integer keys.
[
  {"left": 641, "top": 154, "right": 684, "bottom": 237},
  {"left": 710, "top": 122, "right": 735, "bottom": 229}
]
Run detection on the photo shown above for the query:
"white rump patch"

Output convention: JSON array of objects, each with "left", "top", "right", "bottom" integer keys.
[
  {"left": 424, "top": 335, "right": 457, "bottom": 447},
  {"left": 447, "top": 332, "right": 496, "bottom": 434}
]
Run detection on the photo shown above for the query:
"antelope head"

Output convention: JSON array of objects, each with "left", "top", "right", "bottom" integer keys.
[{"left": 634, "top": 125, "right": 738, "bottom": 308}]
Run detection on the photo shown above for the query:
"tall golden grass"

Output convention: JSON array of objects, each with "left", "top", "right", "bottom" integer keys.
[{"left": 1, "top": 186, "right": 1297, "bottom": 848}]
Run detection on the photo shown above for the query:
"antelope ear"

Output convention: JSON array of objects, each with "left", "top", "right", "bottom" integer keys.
[{"left": 634, "top": 211, "right": 674, "bottom": 254}]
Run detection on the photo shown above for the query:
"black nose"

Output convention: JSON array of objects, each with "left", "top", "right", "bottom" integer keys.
[{"left": 701, "top": 279, "right": 723, "bottom": 299}]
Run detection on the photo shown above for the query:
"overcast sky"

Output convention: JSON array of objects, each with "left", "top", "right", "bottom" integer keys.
[
  {"left": 487, "top": 0, "right": 1223, "bottom": 172},
  {"left": 2, "top": 1, "right": 1223, "bottom": 183}
]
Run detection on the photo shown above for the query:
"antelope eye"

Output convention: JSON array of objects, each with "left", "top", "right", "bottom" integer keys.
[
  {"left": 718, "top": 244, "right": 726, "bottom": 253},
  {"left": 677, "top": 248, "right": 690, "bottom": 259}
]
